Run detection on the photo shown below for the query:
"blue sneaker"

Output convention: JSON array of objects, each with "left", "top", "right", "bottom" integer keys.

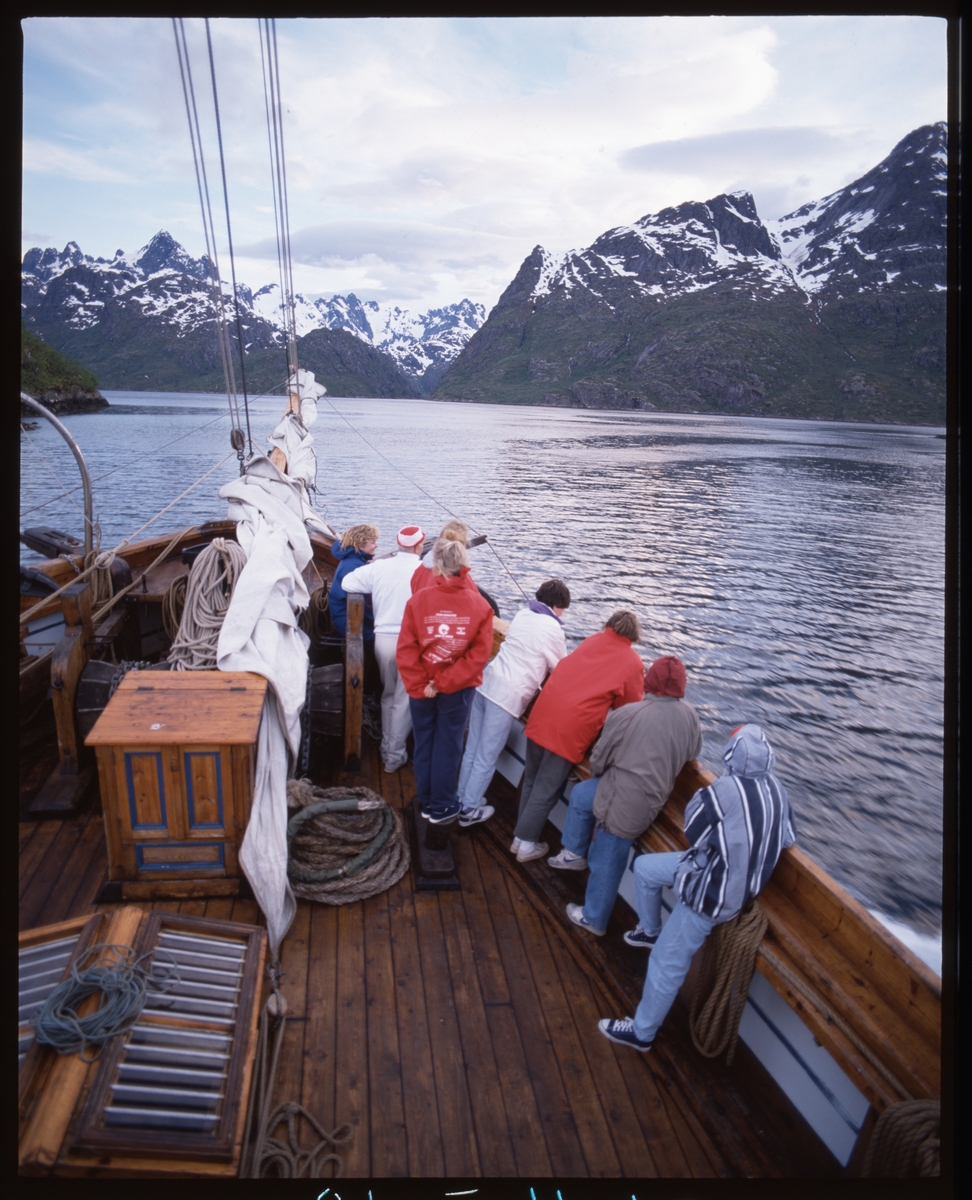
[
  {"left": 598, "top": 1018, "right": 653, "bottom": 1052},
  {"left": 421, "top": 806, "right": 461, "bottom": 824},
  {"left": 623, "top": 925, "right": 659, "bottom": 950}
]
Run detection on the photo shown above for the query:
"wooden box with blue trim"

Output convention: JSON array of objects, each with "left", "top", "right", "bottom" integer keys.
[{"left": 85, "top": 671, "right": 268, "bottom": 900}]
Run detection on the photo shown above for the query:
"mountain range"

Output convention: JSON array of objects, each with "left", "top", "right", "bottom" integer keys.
[
  {"left": 22, "top": 122, "right": 945, "bottom": 423},
  {"left": 433, "top": 122, "right": 946, "bottom": 424},
  {"left": 21, "top": 235, "right": 485, "bottom": 398}
]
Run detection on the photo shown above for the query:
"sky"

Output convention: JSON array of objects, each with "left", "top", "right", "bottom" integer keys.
[{"left": 21, "top": 15, "right": 947, "bottom": 313}]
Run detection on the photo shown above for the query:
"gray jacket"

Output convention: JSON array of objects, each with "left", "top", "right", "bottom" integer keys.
[{"left": 590, "top": 694, "right": 703, "bottom": 840}]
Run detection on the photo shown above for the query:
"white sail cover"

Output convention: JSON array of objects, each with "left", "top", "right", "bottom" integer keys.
[
  {"left": 216, "top": 454, "right": 331, "bottom": 955},
  {"left": 266, "top": 368, "right": 326, "bottom": 491}
]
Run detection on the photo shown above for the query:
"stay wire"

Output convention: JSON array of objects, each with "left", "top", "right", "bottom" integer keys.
[
  {"left": 270, "top": 22, "right": 299, "bottom": 371},
  {"left": 320, "top": 396, "right": 529, "bottom": 601},
  {"left": 172, "top": 19, "right": 245, "bottom": 462},
  {"left": 258, "top": 21, "right": 291, "bottom": 383},
  {"left": 205, "top": 18, "right": 254, "bottom": 459}
]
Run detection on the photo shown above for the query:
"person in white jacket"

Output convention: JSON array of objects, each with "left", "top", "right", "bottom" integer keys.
[
  {"left": 456, "top": 578, "right": 570, "bottom": 827},
  {"left": 341, "top": 525, "right": 425, "bottom": 772}
]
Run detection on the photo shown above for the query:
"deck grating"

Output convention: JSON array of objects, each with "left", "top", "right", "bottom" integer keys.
[{"left": 19, "top": 734, "right": 842, "bottom": 1178}]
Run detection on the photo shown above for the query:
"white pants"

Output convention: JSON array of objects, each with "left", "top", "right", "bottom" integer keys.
[{"left": 374, "top": 632, "right": 411, "bottom": 768}]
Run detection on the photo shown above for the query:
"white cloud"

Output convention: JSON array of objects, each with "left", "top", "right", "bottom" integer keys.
[{"left": 23, "top": 138, "right": 136, "bottom": 184}]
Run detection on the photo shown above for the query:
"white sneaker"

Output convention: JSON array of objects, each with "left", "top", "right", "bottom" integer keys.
[
  {"left": 566, "top": 902, "right": 605, "bottom": 936},
  {"left": 509, "top": 837, "right": 522, "bottom": 854},
  {"left": 458, "top": 805, "right": 494, "bottom": 827},
  {"left": 516, "top": 841, "right": 549, "bottom": 864},
  {"left": 548, "top": 848, "right": 588, "bottom": 870}
]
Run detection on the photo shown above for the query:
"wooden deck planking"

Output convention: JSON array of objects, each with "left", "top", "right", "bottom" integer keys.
[
  {"left": 298, "top": 901, "right": 339, "bottom": 1160},
  {"left": 333, "top": 898, "right": 371, "bottom": 1176}
]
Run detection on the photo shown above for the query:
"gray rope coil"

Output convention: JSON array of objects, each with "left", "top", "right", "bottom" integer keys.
[
  {"left": 30, "top": 942, "right": 180, "bottom": 1062},
  {"left": 83, "top": 546, "right": 114, "bottom": 610},
  {"left": 286, "top": 780, "right": 410, "bottom": 905},
  {"left": 861, "top": 1099, "right": 941, "bottom": 1177},
  {"left": 167, "top": 537, "right": 247, "bottom": 671},
  {"left": 298, "top": 583, "right": 333, "bottom": 646},
  {"left": 689, "top": 898, "right": 768, "bottom": 1066}
]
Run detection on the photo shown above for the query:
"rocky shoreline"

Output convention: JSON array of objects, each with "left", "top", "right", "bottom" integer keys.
[{"left": 21, "top": 388, "right": 109, "bottom": 417}]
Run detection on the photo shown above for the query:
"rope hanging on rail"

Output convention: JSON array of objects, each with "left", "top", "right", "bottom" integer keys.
[
  {"left": 30, "top": 943, "right": 180, "bottom": 1062},
  {"left": 689, "top": 898, "right": 768, "bottom": 1065},
  {"left": 860, "top": 1099, "right": 940, "bottom": 1177},
  {"left": 285, "top": 780, "right": 410, "bottom": 904},
  {"left": 167, "top": 537, "right": 248, "bottom": 671}
]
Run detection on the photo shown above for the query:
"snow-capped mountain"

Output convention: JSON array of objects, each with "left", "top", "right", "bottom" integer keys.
[
  {"left": 436, "top": 123, "right": 946, "bottom": 424},
  {"left": 21, "top": 230, "right": 484, "bottom": 395}
]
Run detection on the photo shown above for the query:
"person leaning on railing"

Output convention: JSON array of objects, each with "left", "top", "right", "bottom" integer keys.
[
  {"left": 510, "top": 610, "right": 645, "bottom": 864},
  {"left": 551, "top": 655, "right": 703, "bottom": 937}
]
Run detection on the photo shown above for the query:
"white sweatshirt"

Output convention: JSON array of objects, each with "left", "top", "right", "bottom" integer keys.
[
  {"left": 341, "top": 553, "right": 423, "bottom": 636},
  {"left": 479, "top": 606, "right": 568, "bottom": 718}
]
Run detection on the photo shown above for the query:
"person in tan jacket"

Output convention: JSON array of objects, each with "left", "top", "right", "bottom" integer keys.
[{"left": 549, "top": 655, "right": 703, "bottom": 937}]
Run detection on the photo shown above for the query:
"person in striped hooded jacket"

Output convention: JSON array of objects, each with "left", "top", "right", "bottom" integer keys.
[{"left": 598, "top": 723, "right": 796, "bottom": 1052}]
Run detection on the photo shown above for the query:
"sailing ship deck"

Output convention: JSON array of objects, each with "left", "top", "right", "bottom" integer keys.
[{"left": 20, "top": 717, "right": 841, "bottom": 1179}]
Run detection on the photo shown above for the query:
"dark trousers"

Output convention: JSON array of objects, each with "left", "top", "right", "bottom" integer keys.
[
  {"left": 409, "top": 688, "right": 474, "bottom": 820},
  {"left": 514, "top": 737, "right": 574, "bottom": 842}
]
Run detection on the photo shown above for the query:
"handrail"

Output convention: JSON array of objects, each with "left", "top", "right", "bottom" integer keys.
[{"left": 21, "top": 393, "right": 94, "bottom": 558}]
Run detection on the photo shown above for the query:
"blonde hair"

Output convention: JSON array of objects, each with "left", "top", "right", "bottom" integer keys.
[
  {"left": 433, "top": 537, "right": 470, "bottom": 576},
  {"left": 438, "top": 519, "right": 468, "bottom": 545},
  {"left": 605, "top": 609, "right": 640, "bottom": 643},
  {"left": 340, "top": 523, "right": 379, "bottom": 551}
]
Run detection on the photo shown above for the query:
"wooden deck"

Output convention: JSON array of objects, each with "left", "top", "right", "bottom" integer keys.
[{"left": 19, "top": 723, "right": 841, "bottom": 1179}]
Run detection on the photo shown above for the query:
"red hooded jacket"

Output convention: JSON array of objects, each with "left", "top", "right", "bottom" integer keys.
[
  {"left": 523, "top": 627, "right": 645, "bottom": 762},
  {"left": 410, "top": 562, "right": 434, "bottom": 593},
  {"left": 396, "top": 568, "right": 495, "bottom": 698}
]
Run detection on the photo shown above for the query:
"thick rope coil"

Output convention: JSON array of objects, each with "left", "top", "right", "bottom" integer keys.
[
  {"left": 861, "top": 1099, "right": 940, "bottom": 1177},
  {"left": 167, "top": 537, "right": 247, "bottom": 671},
  {"left": 30, "top": 942, "right": 180, "bottom": 1062},
  {"left": 240, "top": 962, "right": 353, "bottom": 1178},
  {"left": 285, "top": 780, "right": 410, "bottom": 905},
  {"left": 162, "top": 574, "right": 188, "bottom": 641},
  {"left": 298, "top": 583, "right": 334, "bottom": 646},
  {"left": 689, "top": 898, "right": 768, "bottom": 1065},
  {"left": 83, "top": 546, "right": 115, "bottom": 609}
]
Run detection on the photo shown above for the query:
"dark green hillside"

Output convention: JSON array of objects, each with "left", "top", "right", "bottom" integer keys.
[{"left": 21, "top": 324, "right": 108, "bottom": 414}]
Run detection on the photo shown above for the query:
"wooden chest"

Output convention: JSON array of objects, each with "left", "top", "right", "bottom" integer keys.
[{"left": 85, "top": 671, "right": 268, "bottom": 899}]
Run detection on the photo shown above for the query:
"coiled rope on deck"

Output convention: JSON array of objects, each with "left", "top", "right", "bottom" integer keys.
[
  {"left": 286, "top": 780, "right": 410, "bottom": 905},
  {"left": 167, "top": 537, "right": 247, "bottom": 671},
  {"left": 861, "top": 1099, "right": 941, "bottom": 1177},
  {"left": 30, "top": 942, "right": 180, "bottom": 1062},
  {"left": 689, "top": 898, "right": 768, "bottom": 1065}
]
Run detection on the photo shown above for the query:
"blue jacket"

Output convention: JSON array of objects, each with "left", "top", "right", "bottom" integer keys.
[{"left": 329, "top": 541, "right": 375, "bottom": 640}]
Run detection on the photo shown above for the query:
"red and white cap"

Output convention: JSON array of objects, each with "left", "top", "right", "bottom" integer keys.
[{"left": 397, "top": 525, "right": 425, "bottom": 547}]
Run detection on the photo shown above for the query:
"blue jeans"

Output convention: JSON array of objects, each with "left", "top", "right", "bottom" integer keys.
[
  {"left": 409, "top": 688, "right": 474, "bottom": 820},
  {"left": 631, "top": 851, "right": 715, "bottom": 1043},
  {"left": 561, "top": 776, "right": 635, "bottom": 934},
  {"left": 457, "top": 691, "right": 516, "bottom": 810}
]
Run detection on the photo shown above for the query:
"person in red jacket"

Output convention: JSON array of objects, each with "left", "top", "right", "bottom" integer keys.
[
  {"left": 397, "top": 537, "right": 495, "bottom": 822},
  {"left": 410, "top": 518, "right": 469, "bottom": 594},
  {"left": 511, "top": 610, "right": 645, "bottom": 862}
]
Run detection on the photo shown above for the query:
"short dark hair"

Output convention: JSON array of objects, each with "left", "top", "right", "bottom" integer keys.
[
  {"left": 536, "top": 578, "right": 570, "bottom": 609},
  {"left": 606, "top": 609, "right": 640, "bottom": 643}
]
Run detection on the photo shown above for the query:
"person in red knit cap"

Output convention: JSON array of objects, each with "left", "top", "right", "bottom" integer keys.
[
  {"left": 549, "top": 655, "right": 703, "bottom": 938},
  {"left": 396, "top": 537, "right": 495, "bottom": 823},
  {"left": 510, "top": 610, "right": 645, "bottom": 862}
]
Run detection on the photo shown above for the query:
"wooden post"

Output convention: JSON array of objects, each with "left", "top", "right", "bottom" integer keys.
[
  {"left": 28, "top": 582, "right": 95, "bottom": 818},
  {"left": 268, "top": 388, "right": 301, "bottom": 474},
  {"left": 344, "top": 593, "right": 364, "bottom": 770}
]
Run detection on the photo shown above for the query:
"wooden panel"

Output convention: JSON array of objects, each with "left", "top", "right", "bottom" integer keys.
[
  {"left": 125, "top": 751, "right": 167, "bottom": 830},
  {"left": 85, "top": 672, "right": 267, "bottom": 747},
  {"left": 183, "top": 751, "right": 224, "bottom": 831},
  {"left": 344, "top": 594, "right": 364, "bottom": 768}
]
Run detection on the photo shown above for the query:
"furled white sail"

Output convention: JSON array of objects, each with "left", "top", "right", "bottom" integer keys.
[{"left": 265, "top": 369, "right": 326, "bottom": 492}]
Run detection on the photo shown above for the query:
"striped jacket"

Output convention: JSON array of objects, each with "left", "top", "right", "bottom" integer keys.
[{"left": 674, "top": 725, "right": 796, "bottom": 924}]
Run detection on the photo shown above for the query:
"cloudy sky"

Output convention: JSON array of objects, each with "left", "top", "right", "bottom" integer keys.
[{"left": 22, "top": 15, "right": 947, "bottom": 312}]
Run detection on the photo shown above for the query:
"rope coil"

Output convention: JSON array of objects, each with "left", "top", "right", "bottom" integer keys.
[
  {"left": 689, "top": 898, "right": 768, "bottom": 1065},
  {"left": 861, "top": 1099, "right": 940, "bottom": 1177},
  {"left": 285, "top": 780, "right": 410, "bottom": 904},
  {"left": 167, "top": 537, "right": 247, "bottom": 671},
  {"left": 30, "top": 942, "right": 180, "bottom": 1062}
]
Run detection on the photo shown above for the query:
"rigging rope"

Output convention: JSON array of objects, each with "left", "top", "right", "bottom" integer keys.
[
  {"left": 172, "top": 18, "right": 247, "bottom": 470},
  {"left": 860, "top": 1100, "right": 940, "bottom": 1177},
  {"left": 167, "top": 537, "right": 247, "bottom": 671}
]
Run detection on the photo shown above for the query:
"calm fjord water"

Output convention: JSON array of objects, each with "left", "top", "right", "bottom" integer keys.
[{"left": 21, "top": 393, "right": 945, "bottom": 940}]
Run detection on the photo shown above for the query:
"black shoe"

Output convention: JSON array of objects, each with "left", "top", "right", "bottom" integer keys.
[
  {"left": 623, "top": 925, "right": 659, "bottom": 949},
  {"left": 421, "top": 808, "right": 460, "bottom": 825}
]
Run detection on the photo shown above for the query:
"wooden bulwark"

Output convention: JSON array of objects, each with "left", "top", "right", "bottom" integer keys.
[
  {"left": 343, "top": 592, "right": 364, "bottom": 769},
  {"left": 641, "top": 760, "right": 942, "bottom": 1116}
]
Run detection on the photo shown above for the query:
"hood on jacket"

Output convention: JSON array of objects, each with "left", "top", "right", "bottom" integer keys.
[
  {"left": 722, "top": 724, "right": 775, "bottom": 777},
  {"left": 645, "top": 655, "right": 686, "bottom": 698},
  {"left": 332, "top": 540, "right": 373, "bottom": 564}
]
